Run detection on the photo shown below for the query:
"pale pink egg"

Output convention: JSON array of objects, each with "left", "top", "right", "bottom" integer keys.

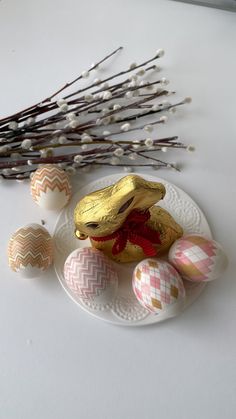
[
  {"left": 132, "top": 259, "right": 185, "bottom": 316},
  {"left": 169, "top": 235, "right": 228, "bottom": 282},
  {"left": 64, "top": 247, "right": 118, "bottom": 308}
]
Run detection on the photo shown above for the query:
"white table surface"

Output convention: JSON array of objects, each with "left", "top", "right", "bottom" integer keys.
[{"left": 1, "top": 1, "right": 236, "bottom": 418}]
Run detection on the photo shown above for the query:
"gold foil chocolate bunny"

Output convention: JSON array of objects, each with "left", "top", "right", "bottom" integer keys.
[{"left": 74, "top": 175, "right": 183, "bottom": 263}]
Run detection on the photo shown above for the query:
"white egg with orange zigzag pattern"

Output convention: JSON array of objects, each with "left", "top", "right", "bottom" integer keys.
[
  {"left": 8, "top": 224, "right": 53, "bottom": 278},
  {"left": 64, "top": 247, "right": 118, "bottom": 309},
  {"left": 30, "top": 165, "right": 72, "bottom": 210}
]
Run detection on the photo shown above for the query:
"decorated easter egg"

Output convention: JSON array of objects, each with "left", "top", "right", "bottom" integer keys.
[
  {"left": 31, "top": 164, "right": 72, "bottom": 210},
  {"left": 64, "top": 247, "right": 118, "bottom": 309},
  {"left": 132, "top": 259, "right": 185, "bottom": 316},
  {"left": 8, "top": 223, "right": 53, "bottom": 278},
  {"left": 169, "top": 235, "right": 228, "bottom": 282}
]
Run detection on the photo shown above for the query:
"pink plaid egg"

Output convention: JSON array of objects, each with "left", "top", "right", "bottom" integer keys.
[
  {"left": 132, "top": 259, "right": 185, "bottom": 315},
  {"left": 169, "top": 235, "right": 228, "bottom": 282}
]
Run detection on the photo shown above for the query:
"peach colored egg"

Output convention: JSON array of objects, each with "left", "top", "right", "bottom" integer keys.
[
  {"left": 8, "top": 223, "right": 53, "bottom": 278},
  {"left": 169, "top": 235, "right": 228, "bottom": 282},
  {"left": 31, "top": 165, "right": 72, "bottom": 210}
]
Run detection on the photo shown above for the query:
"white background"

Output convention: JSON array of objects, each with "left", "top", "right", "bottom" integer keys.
[{"left": 0, "top": 1, "right": 236, "bottom": 418}]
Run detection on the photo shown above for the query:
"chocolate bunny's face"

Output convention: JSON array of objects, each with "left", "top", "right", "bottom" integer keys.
[{"left": 74, "top": 175, "right": 166, "bottom": 240}]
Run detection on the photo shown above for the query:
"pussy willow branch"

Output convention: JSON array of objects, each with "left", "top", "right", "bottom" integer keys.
[
  {"left": 0, "top": 46, "right": 123, "bottom": 126},
  {"left": 0, "top": 47, "right": 193, "bottom": 181}
]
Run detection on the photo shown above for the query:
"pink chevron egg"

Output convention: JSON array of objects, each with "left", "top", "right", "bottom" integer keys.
[
  {"left": 31, "top": 165, "right": 72, "bottom": 210},
  {"left": 169, "top": 235, "right": 228, "bottom": 282},
  {"left": 8, "top": 223, "right": 53, "bottom": 278},
  {"left": 132, "top": 259, "right": 185, "bottom": 316},
  {"left": 64, "top": 247, "right": 118, "bottom": 308}
]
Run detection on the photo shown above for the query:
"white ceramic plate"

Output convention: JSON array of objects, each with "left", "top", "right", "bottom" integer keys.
[{"left": 53, "top": 173, "right": 212, "bottom": 326}]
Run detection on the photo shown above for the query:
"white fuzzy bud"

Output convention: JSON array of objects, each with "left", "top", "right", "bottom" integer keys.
[
  {"left": 84, "top": 94, "right": 93, "bottom": 102},
  {"left": 129, "top": 74, "right": 138, "bottom": 82},
  {"left": 93, "top": 78, "right": 101, "bottom": 85},
  {"left": 69, "top": 120, "right": 79, "bottom": 129},
  {"left": 103, "top": 130, "right": 111, "bottom": 136},
  {"left": 113, "top": 104, "right": 121, "bottom": 111},
  {"left": 94, "top": 93, "right": 101, "bottom": 100},
  {"left": 132, "top": 143, "right": 140, "bottom": 150},
  {"left": 21, "top": 139, "right": 32, "bottom": 149},
  {"left": 101, "top": 82, "right": 109, "bottom": 89},
  {"left": 52, "top": 129, "right": 62, "bottom": 136},
  {"left": 129, "top": 62, "right": 137, "bottom": 70},
  {"left": 153, "top": 65, "right": 161, "bottom": 72},
  {"left": 66, "top": 166, "right": 77, "bottom": 175},
  {"left": 56, "top": 98, "right": 67, "bottom": 107},
  {"left": 121, "top": 122, "right": 131, "bottom": 132},
  {"left": 96, "top": 118, "right": 102, "bottom": 126},
  {"left": 155, "top": 49, "right": 165, "bottom": 58},
  {"left": 58, "top": 163, "right": 67, "bottom": 169},
  {"left": 169, "top": 107, "right": 177, "bottom": 114},
  {"left": 12, "top": 166, "right": 25, "bottom": 172},
  {"left": 40, "top": 149, "right": 47, "bottom": 157},
  {"left": 26, "top": 117, "right": 35, "bottom": 126},
  {"left": 129, "top": 152, "right": 138, "bottom": 160},
  {"left": 2, "top": 168, "right": 12, "bottom": 176},
  {"left": 58, "top": 135, "right": 67, "bottom": 144},
  {"left": 160, "top": 78, "right": 169, "bottom": 86},
  {"left": 102, "top": 108, "right": 109, "bottom": 115},
  {"left": 9, "top": 121, "right": 18, "bottom": 130},
  {"left": 81, "top": 133, "right": 92, "bottom": 143},
  {"left": 81, "top": 70, "right": 89, "bottom": 78},
  {"left": 59, "top": 103, "right": 69, "bottom": 112},
  {"left": 0, "top": 145, "right": 10, "bottom": 154},
  {"left": 144, "top": 124, "right": 153, "bottom": 133},
  {"left": 145, "top": 138, "right": 154, "bottom": 148},
  {"left": 81, "top": 144, "right": 87, "bottom": 150},
  {"left": 101, "top": 117, "right": 111, "bottom": 125},
  {"left": 136, "top": 69, "right": 145, "bottom": 76},
  {"left": 161, "top": 146, "right": 168, "bottom": 152},
  {"left": 159, "top": 115, "right": 168, "bottom": 123},
  {"left": 114, "top": 147, "right": 124, "bottom": 157},
  {"left": 50, "top": 137, "right": 59, "bottom": 145},
  {"left": 152, "top": 104, "right": 159, "bottom": 111},
  {"left": 183, "top": 97, "right": 192, "bottom": 104},
  {"left": 74, "top": 154, "right": 83, "bottom": 163},
  {"left": 27, "top": 160, "right": 33, "bottom": 166},
  {"left": 187, "top": 145, "right": 195, "bottom": 152},
  {"left": 103, "top": 91, "right": 112, "bottom": 100},
  {"left": 128, "top": 80, "right": 137, "bottom": 88},
  {"left": 110, "top": 157, "right": 120, "bottom": 165},
  {"left": 125, "top": 91, "right": 133, "bottom": 99},
  {"left": 139, "top": 80, "right": 145, "bottom": 87}
]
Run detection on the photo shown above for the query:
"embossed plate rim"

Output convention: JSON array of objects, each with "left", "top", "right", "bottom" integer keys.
[{"left": 53, "top": 173, "right": 212, "bottom": 326}]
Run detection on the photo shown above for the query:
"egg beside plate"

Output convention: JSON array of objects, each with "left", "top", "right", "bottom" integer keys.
[
  {"left": 132, "top": 259, "right": 186, "bottom": 317},
  {"left": 8, "top": 223, "right": 53, "bottom": 278}
]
